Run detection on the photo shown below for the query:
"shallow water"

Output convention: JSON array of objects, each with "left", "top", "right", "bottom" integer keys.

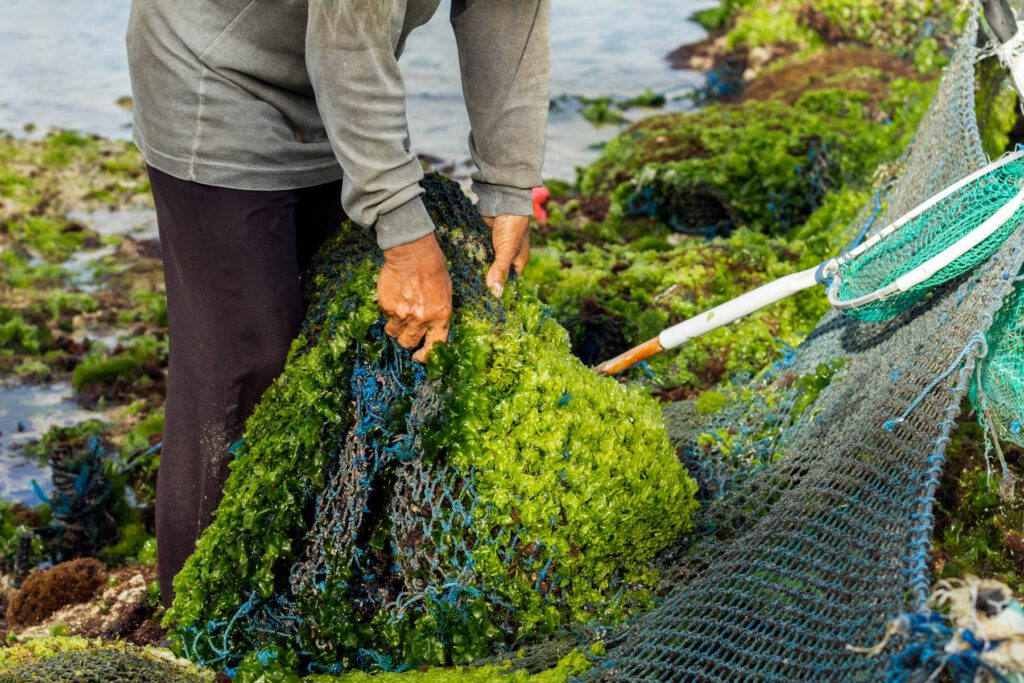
[
  {"left": 1, "top": 205, "right": 158, "bottom": 502},
  {"left": 68, "top": 207, "right": 159, "bottom": 241},
  {"left": 0, "top": 0, "right": 712, "bottom": 180},
  {"left": 0, "top": 383, "right": 101, "bottom": 505}
]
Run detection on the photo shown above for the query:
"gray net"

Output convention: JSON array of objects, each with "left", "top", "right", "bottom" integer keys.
[{"left": 583, "top": 6, "right": 1024, "bottom": 681}]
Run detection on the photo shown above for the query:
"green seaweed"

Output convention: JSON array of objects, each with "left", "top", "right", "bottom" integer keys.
[
  {"left": 0, "top": 310, "right": 53, "bottom": 355},
  {"left": 5, "top": 216, "right": 96, "bottom": 263},
  {"left": 0, "top": 637, "right": 213, "bottom": 683},
  {"left": 166, "top": 177, "right": 696, "bottom": 673},
  {"left": 528, "top": 223, "right": 837, "bottom": 392},
  {"left": 725, "top": 8, "right": 821, "bottom": 51},
  {"left": 932, "top": 415, "right": 1024, "bottom": 592},
  {"left": 71, "top": 355, "right": 142, "bottom": 391},
  {"left": 799, "top": 0, "right": 959, "bottom": 58},
  {"left": 579, "top": 81, "right": 935, "bottom": 235},
  {"left": 70, "top": 335, "right": 166, "bottom": 404},
  {"left": 236, "top": 645, "right": 600, "bottom": 682}
]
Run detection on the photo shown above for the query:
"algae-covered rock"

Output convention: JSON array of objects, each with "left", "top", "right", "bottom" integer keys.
[
  {"left": 166, "top": 176, "right": 698, "bottom": 674},
  {"left": 933, "top": 416, "right": 1024, "bottom": 592},
  {"left": 7, "top": 559, "right": 108, "bottom": 628},
  {"left": 579, "top": 79, "right": 935, "bottom": 236},
  {"left": 0, "top": 637, "right": 213, "bottom": 683},
  {"left": 531, "top": 37, "right": 943, "bottom": 391}
]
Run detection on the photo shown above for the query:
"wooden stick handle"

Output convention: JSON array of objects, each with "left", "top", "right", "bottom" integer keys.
[{"left": 593, "top": 336, "right": 664, "bottom": 376}]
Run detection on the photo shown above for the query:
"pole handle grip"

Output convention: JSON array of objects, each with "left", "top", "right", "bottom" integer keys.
[
  {"left": 986, "top": 0, "right": 1018, "bottom": 43},
  {"left": 594, "top": 337, "right": 663, "bottom": 376}
]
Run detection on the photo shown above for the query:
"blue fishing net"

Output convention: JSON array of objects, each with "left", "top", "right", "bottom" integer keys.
[
  {"left": 168, "top": 175, "right": 695, "bottom": 676},
  {"left": 580, "top": 6, "right": 1024, "bottom": 681}
]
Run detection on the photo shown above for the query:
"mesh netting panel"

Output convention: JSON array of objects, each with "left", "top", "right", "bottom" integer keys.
[
  {"left": 582, "top": 8, "right": 1024, "bottom": 681},
  {"left": 833, "top": 155, "right": 1024, "bottom": 322},
  {"left": 978, "top": 278, "right": 1024, "bottom": 447}
]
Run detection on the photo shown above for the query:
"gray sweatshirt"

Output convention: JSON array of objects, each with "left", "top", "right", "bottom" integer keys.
[{"left": 126, "top": 0, "right": 550, "bottom": 249}]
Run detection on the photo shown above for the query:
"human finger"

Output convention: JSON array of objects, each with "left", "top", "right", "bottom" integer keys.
[
  {"left": 384, "top": 315, "right": 406, "bottom": 340},
  {"left": 414, "top": 321, "right": 450, "bottom": 363},
  {"left": 397, "top": 320, "right": 427, "bottom": 350},
  {"left": 512, "top": 231, "right": 530, "bottom": 276}
]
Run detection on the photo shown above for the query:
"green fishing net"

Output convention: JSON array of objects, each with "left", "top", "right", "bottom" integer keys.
[
  {"left": 831, "top": 154, "right": 1024, "bottom": 322},
  {"left": 165, "top": 175, "right": 698, "bottom": 675},
  {"left": 977, "top": 277, "right": 1024, "bottom": 448}
]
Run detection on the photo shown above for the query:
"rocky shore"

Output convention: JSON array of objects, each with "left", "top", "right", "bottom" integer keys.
[{"left": 1, "top": 0, "right": 1022, "bottom": 680}]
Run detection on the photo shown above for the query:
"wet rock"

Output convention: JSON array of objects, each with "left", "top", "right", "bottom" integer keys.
[
  {"left": 563, "top": 297, "right": 637, "bottom": 367},
  {"left": 578, "top": 195, "right": 611, "bottom": 222},
  {"left": 115, "top": 236, "right": 161, "bottom": 261},
  {"left": 743, "top": 47, "right": 926, "bottom": 118}
]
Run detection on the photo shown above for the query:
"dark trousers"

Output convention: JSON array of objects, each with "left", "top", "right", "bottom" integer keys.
[{"left": 148, "top": 166, "right": 344, "bottom": 608}]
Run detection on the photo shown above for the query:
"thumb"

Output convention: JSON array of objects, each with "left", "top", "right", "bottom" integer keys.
[
  {"left": 486, "top": 244, "right": 517, "bottom": 298},
  {"left": 485, "top": 216, "right": 529, "bottom": 299}
]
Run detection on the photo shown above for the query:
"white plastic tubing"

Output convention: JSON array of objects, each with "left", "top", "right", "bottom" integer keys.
[
  {"left": 657, "top": 149, "right": 1024, "bottom": 353},
  {"left": 828, "top": 150, "right": 1024, "bottom": 311},
  {"left": 658, "top": 266, "right": 822, "bottom": 351}
]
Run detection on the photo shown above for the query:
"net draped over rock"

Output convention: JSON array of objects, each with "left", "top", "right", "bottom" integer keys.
[
  {"left": 149, "top": 4, "right": 1024, "bottom": 681},
  {"left": 582, "top": 6, "right": 1024, "bottom": 681},
  {"left": 166, "top": 175, "right": 698, "bottom": 674},
  {"left": 0, "top": 648, "right": 209, "bottom": 683}
]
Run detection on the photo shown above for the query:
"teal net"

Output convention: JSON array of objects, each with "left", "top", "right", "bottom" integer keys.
[
  {"left": 166, "top": 175, "right": 698, "bottom": 675},
  {"left": 976, "top": 277, "right": 1024, "bottom": 448},
  {"left": 831, "top": 154, "right": 1024, "bottom": 323}
]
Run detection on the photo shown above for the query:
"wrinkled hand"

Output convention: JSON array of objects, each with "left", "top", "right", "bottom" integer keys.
[
  {"left": 379, "top": 233, "right": 453, "bottom": 363},
  {"left": 483, "top": 215, "right": 531, "bottom": 298}
]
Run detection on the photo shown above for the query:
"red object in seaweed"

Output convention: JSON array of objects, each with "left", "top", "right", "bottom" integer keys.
[{"left": 533, "top": 186, "right": 552, "bottom": 225}]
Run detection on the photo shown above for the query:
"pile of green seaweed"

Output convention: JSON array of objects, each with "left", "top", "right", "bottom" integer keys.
[{"left": 165, "top": 175, "right": 698, "bottom": 677}]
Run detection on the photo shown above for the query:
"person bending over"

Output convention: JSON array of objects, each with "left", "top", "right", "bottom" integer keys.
[{"left": 126, "top": 0, "right": 550, "bottom": 608}]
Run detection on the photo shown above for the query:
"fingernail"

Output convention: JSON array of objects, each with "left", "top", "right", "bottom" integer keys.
[{"left": 490, "top": 283, "right": 503, "bottom": 298}]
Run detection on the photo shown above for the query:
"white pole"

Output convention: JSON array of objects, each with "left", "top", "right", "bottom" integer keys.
[{"left": 658, "top": 265, "right": 824, "bottom": 351}]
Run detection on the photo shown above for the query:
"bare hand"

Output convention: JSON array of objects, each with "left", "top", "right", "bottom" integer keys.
[
  {"left": 483, "top": 215, "right": 531, "bottom": 298},
  {"left": 379, "top": 233, "right": 453, "bottom": 363}
]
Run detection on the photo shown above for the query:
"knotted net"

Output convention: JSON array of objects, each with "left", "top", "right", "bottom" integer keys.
[
  {"left": 166, "top": 176, "right": 698, "bottom": 675},
  {"left": 584, "top": 5, "right": 1024, "bottom": 681}
]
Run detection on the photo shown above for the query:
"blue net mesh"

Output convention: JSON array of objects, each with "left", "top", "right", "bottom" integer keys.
[
  {"left": 579, "top": 7, "right": 1024, "bottom": 681},
  {"left": 170, "top": 175, "right": 696, "bottom": 676}
]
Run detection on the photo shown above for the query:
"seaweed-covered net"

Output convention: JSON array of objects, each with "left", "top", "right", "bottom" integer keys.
[
  {"left": 584, "top": 5, "right": 1024, "bottom": 681},
  {"left": 831, "top": 153, "right": 1024, "bottom": 323},
  {"left": 0, "top": 648, "right": 209, "bottom": 683},
  {"left": 167, "top": 176, "right": 697, "bottom": 674}
]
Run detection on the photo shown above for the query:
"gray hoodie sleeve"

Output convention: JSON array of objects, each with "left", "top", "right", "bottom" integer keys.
[
  {"left": 305, "top": 0, "right": 433, "bottom": 250},
  {"left": 452, "top": 0, "right": 551, "bottom": 217}
]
